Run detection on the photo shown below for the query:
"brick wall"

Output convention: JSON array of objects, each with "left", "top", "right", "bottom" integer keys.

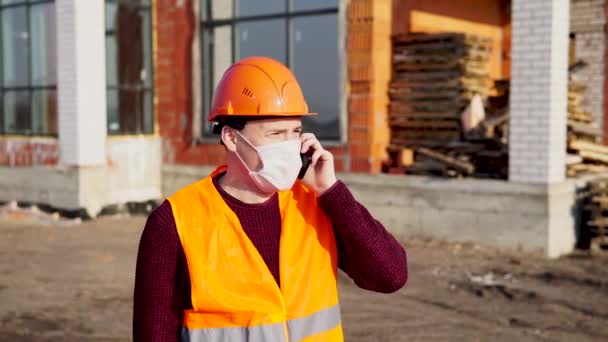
[
  {"left": 570, "top": 0, "right": 606, "bottom": 133},
  {"left": 0, "top": 139, "right": 58, "bottom": 167},
  {"left": 347, "top": 0, "right": 391, "bottom": 173},
  {"left": 509, "top": 0, "right": 569, "bottom": 184}
]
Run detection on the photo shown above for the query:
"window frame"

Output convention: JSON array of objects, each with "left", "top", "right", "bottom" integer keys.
[
  {"left": 199, "top": 0, "right": 344, "bottom": 143},
  {"left": 0, "top": 0, "right": 57, "bottom": 137},
  {"left": 104, "top": 0, "right": 155, "bottom": 136}
]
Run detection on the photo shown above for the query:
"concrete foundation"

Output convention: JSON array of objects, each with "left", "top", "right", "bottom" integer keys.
[
  {"left": 162, "top": 165, "right": 594, "bottom": 258},
  {"left": 0, "top": 136, "right": 162, "bottom": 217}
]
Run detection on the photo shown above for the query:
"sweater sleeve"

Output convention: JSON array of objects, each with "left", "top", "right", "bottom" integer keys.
[
  {"left": 317, "top": 181, "right": 408, "bottom": 293},
  {"left": 133, "top": 200, "right": 184, "bottom": 342}
]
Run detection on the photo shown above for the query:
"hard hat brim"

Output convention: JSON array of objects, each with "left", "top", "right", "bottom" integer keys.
[{"left": 208, "top": 112, "right": 318, "bottom": 123}]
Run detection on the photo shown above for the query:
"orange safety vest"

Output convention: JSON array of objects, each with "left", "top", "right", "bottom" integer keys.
[{"left": 168, "top": 166, "right": 344, "bottom": 342}]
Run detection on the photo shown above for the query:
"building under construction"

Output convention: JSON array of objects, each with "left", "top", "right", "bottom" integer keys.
[{"left": 0, "top": 0, "right": 607, "bottom": 257}]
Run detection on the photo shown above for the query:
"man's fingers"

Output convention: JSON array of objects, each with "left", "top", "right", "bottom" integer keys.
[
  {"left": 310, "top": 149, "right": 324, "bottom": 168},
  {"left": 300, "top": 136, "right": 322, "bottom": 154}
]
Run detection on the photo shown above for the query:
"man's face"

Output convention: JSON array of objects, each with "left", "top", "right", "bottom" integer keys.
[{"left": 230, "top": 117, "right": 303, "bottom": 172}]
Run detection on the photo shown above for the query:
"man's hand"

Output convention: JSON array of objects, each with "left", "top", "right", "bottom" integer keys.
[{"left": 299, "top": 133, "right": 338, "bottom": 194}]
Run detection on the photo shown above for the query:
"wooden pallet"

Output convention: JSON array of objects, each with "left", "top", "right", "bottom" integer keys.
[
  {"left": 390, "top": 119, "right": 461, "bottom": 130},
  {"left": 389, "top": 111, "right": 460, "bottom": 120},
  {"left": 392, "top": 32, "right": 492, "bottom": 47}
]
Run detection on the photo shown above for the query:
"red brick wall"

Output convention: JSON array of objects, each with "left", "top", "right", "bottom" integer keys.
[
  {"left": 347, "top": 0, "right": 391, "bottom": 173},
  {"left": 0, "top": 138, "right": 58, "bottom": 167}
]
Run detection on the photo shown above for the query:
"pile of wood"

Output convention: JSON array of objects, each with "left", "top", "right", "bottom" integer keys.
[
  {"left": 389, "top": 32, "right": 493, "bottom": 147},
  {"left": 583, "top": 178, "right": 608, "bottom": 252},
  {"left": 384, "top": 32, "right": 508, "bottom": 178},
  {"left": 566, "top": 68, "right": 607, "bottom": 176}
]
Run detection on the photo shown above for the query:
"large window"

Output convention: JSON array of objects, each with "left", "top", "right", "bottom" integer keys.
[
  {"left": 200, "top": 0, "right": 340, "bottom": 140},
  {"left": 105, "top": 0, "right": 154, "bottom": 135},
  {"left": 0, "top": 0, "right": 56, "bottom": 136}
]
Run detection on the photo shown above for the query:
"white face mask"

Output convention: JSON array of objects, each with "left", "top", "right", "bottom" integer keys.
[{"left": 234, "top": 132, "right": 303, "bottom": 193}]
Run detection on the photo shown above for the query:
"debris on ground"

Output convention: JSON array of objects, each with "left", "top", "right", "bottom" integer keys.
[{"left": 0, "top": 201, "right": 82, "bottom": 226}]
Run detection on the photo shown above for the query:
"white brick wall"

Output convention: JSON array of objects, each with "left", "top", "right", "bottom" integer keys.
[
  {"left": 57, "top": 0, "right": 107, "bottom": 166},
  {"left": 570, "top": 0, "right": 605, "bottom": 132},
  {"left": 509, "top": 0, "right": 569, "bottom": 184}
]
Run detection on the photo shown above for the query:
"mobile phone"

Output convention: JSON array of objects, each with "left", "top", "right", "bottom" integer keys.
[{"left": 298, "top": 151, "right": 313, "bottom": 179}]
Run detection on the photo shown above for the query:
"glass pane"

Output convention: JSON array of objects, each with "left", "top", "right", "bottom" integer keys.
[
  {"left": 2, "top": 0, "right": 25, "bottom": 4},
  {"left": 31, "top": 89, "right": 57, "bottom": 135},
  {"left": 2, "top": 7, "right": 28, "bottom": 87},
  {"left": 292, "top": 14, "right": 339, "bottom": 140},
  {"left": 211, "top": 0, "right": 232, "bottom": 20},
  {"left": 213, "top": 26, "right": 232, "bottom": 87},
  {"left": 106, "top": 35, "right": 118, "bottom": 86},
  {"left": 107, "top": 89, "right": 120, "bottom": 133},
  {"left": 142, "top": 10, "right": 152, "bottom": 87},
  {"left": 202, "top": 28, "right": 213, "bottom": 119},
  {"left": 293, "top": 0, "right": 338, "bottom": 11},
  {"left": 114, "top": 4, "right": 145, "bottom": 87},
  {"left": 3, "top": 91, "right": 30, "bottom": 134},
  {"left": 199, "top": 0, "right": 207, "bottom": 21},
  {"left": 143, "top": 90, "right": 153, "bottom": 134},
  {"left": 236, "top": 19, "right": 286, "bottom": 64},
  {"left": 105, "top": 2, "right": 117, "bottom": 31},
  {"left": 118, "top": 89, "right": 145, "bottom": 134},
  {"left": 30, "top": 3, "right": 57, "bottom": 86},
  {"left": 237, "top": 0, "right": 285, "bottom": 17}
]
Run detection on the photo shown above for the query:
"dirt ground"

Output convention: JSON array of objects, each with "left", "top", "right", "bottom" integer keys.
[{"left": 0, "top": 210, "right": 607, "bottom": 342}]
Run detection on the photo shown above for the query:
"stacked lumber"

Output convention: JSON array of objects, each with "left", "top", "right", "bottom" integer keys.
[
  {"left": 566, "top": 64, "right": 606, "bottom": 177},
  {"left": 583, "top": 178, "right": 608, "bottom": 253},
  {"left": 389, "top": 32, "right": 493, "bottom": 148}
]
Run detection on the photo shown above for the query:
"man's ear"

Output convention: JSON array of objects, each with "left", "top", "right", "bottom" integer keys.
[{"left": 221, "top": 126, "right": 238, "bottom": 152}]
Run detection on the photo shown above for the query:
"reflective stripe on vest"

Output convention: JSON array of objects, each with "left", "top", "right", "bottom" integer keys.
[{"left": 182, "top": 304, "right": 341, "bottom": 342}]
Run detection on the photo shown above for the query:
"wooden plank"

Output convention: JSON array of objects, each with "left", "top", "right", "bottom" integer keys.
[
  {"left": 389, "top": 90, "right": 464, "bottom": 101},
  {"left": 416, "top": 147, "right": 475, "bottom": 174},
  {"left": 578, "top": 150, "right": 608, "bottom": 164},
  {"left": 389, "top": 112, "right": 460, "bottom": 120},
  {"left": 389, "top": 100, "right": 467, "bottom": 113},
  {"left": 567, "top": 121, "right": 602, "bottom": 137},
  {"left": 393, "top": 60, "right": 461, "bottom": 72},
  {"left": 390, "top": 138, "right": 460, "bottom": 148},
  {"left": 392, "top": 70, "right": 464, "bottom": 82},
  {"left": 569, "top": 140, "right": 608, "bottom": 155},
  {"left": 398, "top": 148, "right": 414, "bottom": 167},
  {"left": 390, "top": 120, "right": 461, "bottom": 130},
  {"left": 565, "top": 154, "right": 584, "bottom": 165}
]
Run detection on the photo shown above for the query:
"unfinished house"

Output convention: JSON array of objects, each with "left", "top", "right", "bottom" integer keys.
[{"left": 1, "top": 0, "right": 607, "bottom": 257}]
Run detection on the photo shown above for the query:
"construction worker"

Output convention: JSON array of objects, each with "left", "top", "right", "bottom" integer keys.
[{"left": 133, "top": 56, "right": 408, "bottom": 341}]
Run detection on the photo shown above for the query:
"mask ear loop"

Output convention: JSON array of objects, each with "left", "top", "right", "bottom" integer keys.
[{"left": 228, "top": 128, "right": 263, "bottom": 172}]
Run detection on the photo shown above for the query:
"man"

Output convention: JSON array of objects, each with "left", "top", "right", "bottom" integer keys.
[{"left": 133, "top": 56, "right": 408, "bottom": 341}]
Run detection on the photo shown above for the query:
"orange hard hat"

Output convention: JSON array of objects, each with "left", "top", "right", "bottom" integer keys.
[{"left": 208, "top": 56, "right": 316, "bottom": 122}]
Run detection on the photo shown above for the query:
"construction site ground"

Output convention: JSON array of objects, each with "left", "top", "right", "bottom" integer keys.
[{"left": 0, "top": 212, "right": 607, "bottom": 342}]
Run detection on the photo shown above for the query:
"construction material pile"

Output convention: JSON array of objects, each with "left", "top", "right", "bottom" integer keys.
[
  {"left": 582, "top": 178, "right": 608, "bottom": 253},
  {"left": 565, "top": 64, "right": 608, "bottom": 177},
  {"left": 385, "top": 32, "right": 508, "bottom": 178}
]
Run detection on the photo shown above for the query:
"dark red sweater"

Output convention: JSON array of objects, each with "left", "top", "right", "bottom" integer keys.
[{"left": 133, "top": 177, "right": 408, "bottom": 341}]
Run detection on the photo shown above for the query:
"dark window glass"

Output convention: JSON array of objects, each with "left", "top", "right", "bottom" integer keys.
[
  {"left": 236, "top": 0, "right": 285, "bottom": 17},
  {"left": 292, "top": 14, "right": 339, "bottom": 140},
  {"left": 236, "top": 19, "right": 286, "bottom": 64},
  {"left": 105, "top": 0, "right": 154, "bottom": 135},
  {"left": 0, "top": 1, "right": 57, "bottom": 136},
  {"left": 293, "top": 0, "right": 338, "bottom": 11}
]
